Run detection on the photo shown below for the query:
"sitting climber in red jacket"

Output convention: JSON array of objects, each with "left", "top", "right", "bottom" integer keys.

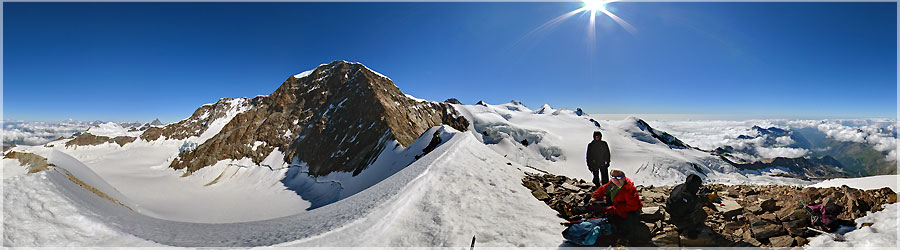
[{"left": 590, "top": 168, "right": 642, "bottom": 240}]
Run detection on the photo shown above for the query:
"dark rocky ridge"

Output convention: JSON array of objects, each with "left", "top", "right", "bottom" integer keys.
[
  {"left": 65, "top": 133, "right": 136, "bottom": 147},
  {"left": 140, "top": 97, "right": 258, "bottom": 141},
  {"left": 169, "top": 61, "right": 469, "bottom": 176},
  {"left": 634, "top": 118, "right": 692, "bottom": 149}
]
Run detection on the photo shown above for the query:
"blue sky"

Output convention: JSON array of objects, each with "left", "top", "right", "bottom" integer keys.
[{"left": 3, "top": 1, "right": 897, "bottom": 123}]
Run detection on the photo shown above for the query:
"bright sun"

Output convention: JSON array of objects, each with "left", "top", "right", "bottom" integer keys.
[{"left": 582, "top": 0, "right": 608, "bottom": 12}]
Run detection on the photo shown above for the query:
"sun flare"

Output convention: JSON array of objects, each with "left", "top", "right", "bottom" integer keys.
[
  {"left": 582, "top": 0, "right": 608, "bottom": 12},
  {"left": 577, "top": 0, "right": 636, "bottom": 35}
]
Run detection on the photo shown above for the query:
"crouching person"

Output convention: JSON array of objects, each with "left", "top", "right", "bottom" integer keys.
[
  {"left": 665, "top": 174, "right": 707, "bottom": 239},
  {"left": 590, "top": 168, "right": 642, "bottom": 242}
]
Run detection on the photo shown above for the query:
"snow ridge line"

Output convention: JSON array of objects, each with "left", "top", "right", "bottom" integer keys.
[{"left": 277, "top": 131, "right": 464, "bottom": 246}]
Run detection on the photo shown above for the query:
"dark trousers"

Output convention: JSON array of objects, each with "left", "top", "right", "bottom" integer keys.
[
  {"left": 671, "top": 210, "right": 707, "bottom": 238},
  {"left": 590, "top": 165, "right": 609, "bottom": 187},
  {"left": 610, "top": 211, "right": 640, "bottom": 241}
]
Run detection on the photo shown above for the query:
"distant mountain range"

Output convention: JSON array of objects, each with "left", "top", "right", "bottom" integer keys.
[{"left": 712, "top": 125, "right": 895, "bottom": 176}]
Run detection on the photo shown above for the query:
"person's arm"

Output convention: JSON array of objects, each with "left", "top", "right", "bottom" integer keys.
[
  {"left": 622, "top": 187, "right": 642, "bottom": 212},
  {"left": 602, "top": 143, "right": 611, "bottom": 166},
  {"left": 591, "top": 185, "right": 606, "bottom": 199},
  {"left": 586, "top": 144, "right": 594, "bottom": 165}
]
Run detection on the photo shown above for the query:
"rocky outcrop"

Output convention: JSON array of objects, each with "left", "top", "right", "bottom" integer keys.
[
  {"left": 4, "top": 151, "right": 55, "bottom": 173},
  {"left": 65, "top": 133, "right": 136, "bottom": 147},
  {"left": 523, "top": 173, "right": 897, "bottom": 247},
  {"left": 140, "top": 97, "right": 256, "bottom": 141},
  {"left": 169, "top": 61, "right": 469, "bottom": 176}
]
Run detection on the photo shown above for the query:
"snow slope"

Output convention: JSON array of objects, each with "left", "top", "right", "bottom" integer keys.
[
  {"left": 85, "top": 122, "right": 143, "bottom": 137},
  {"left": 3, "top": 151, "right": 161, "bottom": 246},
  {"left": 4, "top": 126, "right": 563, "bottom": 247},
  {"left": 279, "top": 130, "right": 563, "bottom": 247},
  {"left": 3, "top": 98, "right": 309, "bottom": 223}
]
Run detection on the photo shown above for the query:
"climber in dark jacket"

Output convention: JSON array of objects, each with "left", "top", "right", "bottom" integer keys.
[
  {"left": 665, "top": 174, "right": 707, "bottom": 238},
  {"left": 586, "top": 131, "right": 611, "bottom": 187}
]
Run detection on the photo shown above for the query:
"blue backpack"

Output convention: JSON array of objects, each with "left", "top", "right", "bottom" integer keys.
[{"left": 562, "top": 217, "right": 616, "bottom": 246}]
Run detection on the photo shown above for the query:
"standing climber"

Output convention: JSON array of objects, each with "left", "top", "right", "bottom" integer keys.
[{"left": 587, "top": 131, "right": 611, "bottom": 187}]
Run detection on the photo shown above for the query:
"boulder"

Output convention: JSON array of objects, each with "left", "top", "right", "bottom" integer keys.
[
  {"left": 747, "top": 205, "right": 764, "bottom": 215},
  {"left": 776, "top": 205, "right": 808, "bottom": 222},
  {"left": 761, "top": 199, "right": 778, "bottom": 212},
  {"left": 531, "top": 189, "right": 550, "bottom": 200},
  {"left": 715, "top": 198, "right": 744, "bottom": 218},
  {"left": 651, "top": 232, "right": 680, "bottom": 247},
  {"left": 760, "top": 212, "right": 777, "bottom": 222},
  {"left": 739, "top": 238, "right": 763, "bottom": 247},
  {"left": 560, "top": 182, "right": 579, "bottom": 191},
  {"left": 803, "top": 187, "right": 822, "bottom": 201},
  {"left": 640, "top": 206, "right": 665, "bottom": 222},
  {"left": 783, "top": 219, "right": 811, "bottom": 237},
  {"left": 522, "top": 180, "right": 541, "bottom": 191},
  {"left": 722, "top": 221, "right": 744, "bottom": 233},
  {"left": 769, "top": 235, "right": 794, "bottom": 247},
  {"left": 750, "top": 216, "right": 787, "bottom": 239},
  {"left": 545, "top": 185, "right": 557, "bottom": 194},
  {"left": 795, "top": 236, "right": 809, "bottom": 246},
  {"left": 641, "top": 190, "right": 667, "bottom": 202}
]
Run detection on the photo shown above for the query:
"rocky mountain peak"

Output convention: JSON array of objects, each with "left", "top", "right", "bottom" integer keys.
[
  {"left": 633, "top": 118, "right": 692, "bottom": 149},
  {"left": 169, "top": 61, "right": 469, "bottom": 176},
  {"left": 751, "top": 125, "right": 790, "bottom": 137}
]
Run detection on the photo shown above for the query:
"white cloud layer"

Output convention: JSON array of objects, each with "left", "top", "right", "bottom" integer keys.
[
  {"left": 650, "top": 119, "right": 898, "bottom": 162},
  {"left": 756, "top": 146, "right": 809, "bottom": 159},
  {"left": 2, "top": 120, "right": 101, "bottom": 146}
]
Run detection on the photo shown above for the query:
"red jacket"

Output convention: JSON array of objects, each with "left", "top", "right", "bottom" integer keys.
[{"left": 591, "top": 177, "right": 642, "bottom": 218}]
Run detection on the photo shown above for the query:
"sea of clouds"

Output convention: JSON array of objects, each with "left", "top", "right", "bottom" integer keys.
[
  {"left": 2, "top": 120, "right": 102, "bottom": 146},
  {"left": 649, "top": 119, "right": 897, "bottom": 162},
  {"left": 651, "top": 119, "right": 897, "bottom": 161}
]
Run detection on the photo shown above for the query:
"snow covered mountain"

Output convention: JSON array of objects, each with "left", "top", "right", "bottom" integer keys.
[{"left": 3, "top": 61, "right": 896, "bottom": 247}]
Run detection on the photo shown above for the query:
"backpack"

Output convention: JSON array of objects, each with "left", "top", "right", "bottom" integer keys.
[
  {"left": 665, "top": 185, "right": 694, "bottom": 217},
  {"left": 806, "top": 204, "right": 835, "bottom": 227},
  {"left": 562, "top": 217, "right": 616, "bottom": 246}
]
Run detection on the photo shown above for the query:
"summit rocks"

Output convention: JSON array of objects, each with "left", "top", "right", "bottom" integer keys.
[
  {"left": 523, "top": 173, "right": 897, "bottom": 247},
  {"left": 168, "top": 61, "right": 469, "bottom": 176}
]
